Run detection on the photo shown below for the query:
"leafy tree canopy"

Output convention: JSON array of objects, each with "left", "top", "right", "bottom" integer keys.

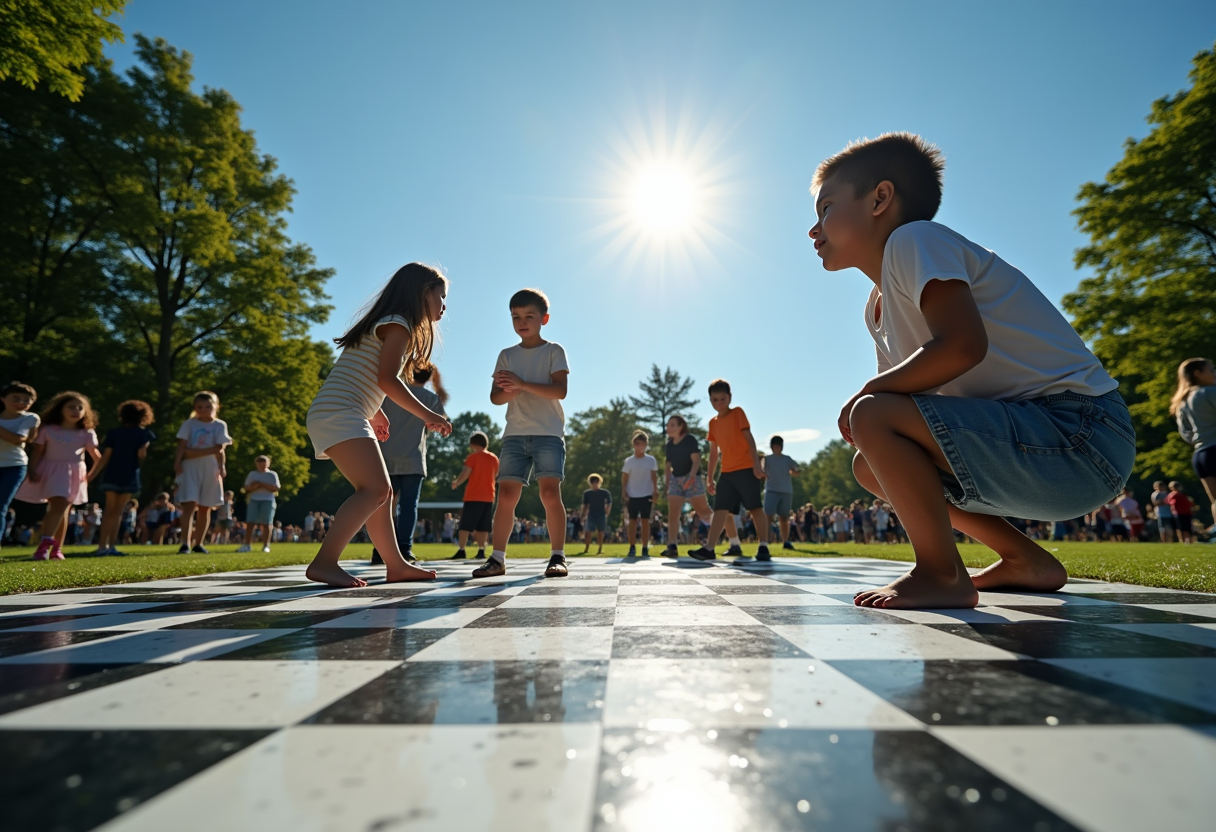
[
  {"left": 0, "top": 0, "right": 126, "bottom": 101},
  {"left": 629, "top": 364, "right": 701, "bottom": 438},
  {"left": 1063, "top": 43, "right": 1216, "bottom": 481}
]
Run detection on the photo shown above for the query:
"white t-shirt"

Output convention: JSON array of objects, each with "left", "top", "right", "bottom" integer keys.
[
  {"left": 866, "top": 222, "right": 1118, "bottom": 401},
  {"left": 177, "top": 418, "right": 232, "bottom": 450},
  {"left": 244, "top": 470, "right": 280, "bottom": 502},
  {"left": 496, "top": 341, "right": 570, "bottom": 437},
  {"left": 304, "top": 514, "right": 316, "bottom": 531},
  {"left": 622, "top": 453, "right": 658, "bottom": 498},
  {"left": 0, "top": 412, "right": 40, "bottom": 466},
  {"left": 1117, "top": 496, "right": 1142, "bottom": 522}
]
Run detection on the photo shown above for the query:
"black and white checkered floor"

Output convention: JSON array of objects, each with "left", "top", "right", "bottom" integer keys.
[{"left": 1, "top": 556, "right": 1214, "bottom": 832}]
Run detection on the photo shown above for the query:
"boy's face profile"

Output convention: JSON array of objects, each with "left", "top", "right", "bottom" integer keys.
[
  {"left": 510, "top": 304, "right": 548, "bottom": 340},
  {"left": 809, "top": 173, "right": 894, "bottom": 272},
  {"left": 709, "top": 391, "right": 731, "bottom": 413}
]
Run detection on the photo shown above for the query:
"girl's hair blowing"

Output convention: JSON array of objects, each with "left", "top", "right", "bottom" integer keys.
[
  {"left": 1170, "top": 357, "right": 1213, "bottom": 416},
  {"left": 335, "top": 263, "right": 447, "bottom": 378},
  {"left": 412, "top": 363, "right": 450, "bottom": 407},
  {"left": 42, "top": 391, "right": 97, "bottom": 429}
]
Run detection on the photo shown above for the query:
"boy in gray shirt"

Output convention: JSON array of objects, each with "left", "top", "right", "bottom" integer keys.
[{"left": 762, "top": 435, "right": 800, "bottom": 550}]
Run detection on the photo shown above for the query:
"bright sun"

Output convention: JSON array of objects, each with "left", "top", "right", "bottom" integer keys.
[{"left": 630, "top": 163, "right": 696, "bottom": 235}]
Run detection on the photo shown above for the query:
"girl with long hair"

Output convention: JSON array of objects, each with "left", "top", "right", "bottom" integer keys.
[
  {"left": 305, "top": 263, "right": 452, "bottom": 587},
  {"left": 662, "top": 415, "right": 738, "bottom": 556},
  {"left": 1172, "top": 357, "right": 1216, "bottom": 527}
]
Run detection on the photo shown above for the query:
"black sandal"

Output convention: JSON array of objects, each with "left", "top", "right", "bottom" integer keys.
[{"left": 544, "top": 554, "right": 569, "bottom": 577}]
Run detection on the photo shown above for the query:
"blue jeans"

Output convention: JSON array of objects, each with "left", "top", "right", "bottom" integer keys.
[
  {"left": 0, "top": 465, "right": 26, "bottom": 544},
  {"left": 390, "top": 473, "right": 424, "bottom": 553}
]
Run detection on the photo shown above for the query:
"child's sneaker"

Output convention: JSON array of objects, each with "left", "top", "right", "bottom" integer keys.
[
  {"left": 782, "top": 541, "right": 795, "bottom": 550},
  {"left": 472, "top": 558, "right": 506, "bottom": 578},
  {"left": 687, "top": 546, "right": 716, "bottom": 561},
  {"left": 726, "top": 544, "right": 745, "bottom": 558},
  {"left": 236, "top": 544, "right": 251, "bottom": 553},
  {"left": 31, "top": 538, "right": 53, "bottom": 561},
  {"left": 474, "top": 550, "right": 486, "bottom": 559},
  {"left": 755, "top": 545, "right": 772, "bottom": 562},
  {"left": 641, "top": 546, "right": 649, "bottom": 558},
  {"left": 370, "top": 548, "right": 383, "bottom": 565},
  {"left": 49, "top": 542, "right": 65, "bottom": 560},
  {"left": 627, "top": 545, "right": 637, "bottom": 557},
  {"left": 664, "top": 543, "right": 679, "bottom": 558},
  {"left": 261, "top": 545, "right": 271, "bottom": 554},
  {"left": 452, "top": 549, "right": 468, "bottom": 560},
  {"left": 191, "top": 544, "right": 209, "bottom": 554},
  {"left": 177, "top": 544, "right": 191, "bottom": 554}
]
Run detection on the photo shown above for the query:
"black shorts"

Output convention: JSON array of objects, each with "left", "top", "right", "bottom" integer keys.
[
  {"left": 714, "top": 469, "right": 763, "bottom": 514},
  {"left": 459, "top": 501, "right": 494, "bottom": 533},
  {"left": 1193, "top": 446, "right": 1216, "bottom": 479},
  {"left": 626, "top": 496, "right": 653, "bottom": 520}
]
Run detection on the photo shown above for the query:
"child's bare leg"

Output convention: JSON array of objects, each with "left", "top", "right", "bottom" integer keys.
[
  {"left": 749, "top": 508, "right": 770, "bottom": 544},
  {"left": 848, "top": 393, "right": 978, "bottom": 609},
  {"left": 474, "top": 531, "right": 488, "bottom": 550},
  {"left": 192, "top": 507, "right": 212, "bottom": 548},
  {"left": 777, "top": 514, "right": 790, "bottom": 543},
  {"left": 178, "top": 503, "right": 198, "bottom": 550},
  {"left": 596, "top": 530, "right": 604, "bottom": 553},
  {"left": 538, "top": 478, "right": 566, "bottom": 550},
  {"left": 640, "top": 519, "right": 650, "bottom": 548},
  {"left": 492, "top": 482, "right": 523, "bottom": 552},
  {"left": 705, "top": 509, "right": 731, "bottom": 548},
  {"left": 306, "top": 438, "right": 391, "bottom": 588},
  {"left": 41, "top": 498, "right": 70, "bottom": 541},
  {"left": 854, "top": 453, "right": 1066, "bottom": 593},
  {"left": 1201, "top": 477, "right": 1216, "bottom": 530},
  {"left": 363, "top": 494, "right": 436, "bottom": 582},
  {"left": 626, "top": 517, "right": 637, "bottom": 547}
]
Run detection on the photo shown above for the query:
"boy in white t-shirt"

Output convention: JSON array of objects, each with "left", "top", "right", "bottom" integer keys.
[
  {"left": 809, "top": 133, "right": 1134, "bottom": 609},
  {"left": 621, "top": 430, "right": 659, "bottom": 557},
  {"left": 0, "top": 382, "right": 39, "bottom": 550},
  {"left": 239, "top": 455, "right": 280, "bottom": 553}
]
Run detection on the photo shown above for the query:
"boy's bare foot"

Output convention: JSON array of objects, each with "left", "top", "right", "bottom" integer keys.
[
  {"left": 970, "top": 551, "right": 1067, "bottom": 592},
  {"left": 305, "top": 562, "right": 367, "bottom": 588},
  {"left": 854, "top": 568, "right": 978, "bottom": 609},
  {"left": 385, "top": 560, "right": 438, "bottom": 583}
]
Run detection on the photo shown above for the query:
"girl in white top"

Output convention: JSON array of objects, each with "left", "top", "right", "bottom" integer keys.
[{"left": 305, "top": 263, "right": 453, "bottom": 588}]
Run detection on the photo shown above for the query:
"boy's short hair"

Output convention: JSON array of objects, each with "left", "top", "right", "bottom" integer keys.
[
  {"left": 707, "top": 378, "right": 731, "bottom": 396},
  {"left": 1, "top": 381, "right": 36, "bottom": 399},
  {"left": 469, "top": 431, "right": 489, "bottom": 448},
  {"left": 588, "top": 473, "right": 602, "bottom": 484},
  {"left": 255, "top": 455, "right": 271, "bottom": 464},
  {"left": 770, "top": 435, "right": 784, "bottom": 447},
  {"left": 632, "top": 429, "right": 648, "bottom": 444},
  {"left": 813, "top": 132, "right": 945, "bottom": 224},
  {"left": 509, "top": 288, "right": 550, "bottom": 314}
]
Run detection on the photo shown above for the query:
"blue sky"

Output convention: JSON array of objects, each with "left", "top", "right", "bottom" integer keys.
[{"left": 106, "top": 1, "right": 1216, "bottom": 460}]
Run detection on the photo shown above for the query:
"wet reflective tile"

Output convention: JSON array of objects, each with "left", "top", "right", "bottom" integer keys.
[
  {"left": 314, "top": 606, "right": 494, "bottom": 629},
  {"left": 613, "top": 606, "right": 761, "bottom": 627},
  {"left": 1059, "top": 592, "right": 1216, "bottom": 605},
  {"left": 377, "top": 594, "right": 511, "bottom": 608},
  {"left": 593, "top": 727, "right": 1079, "bottom": 832},
  {"left": 0, "top": 629, "right": 294, "bottom": 664},
  {"left": 0, "top": 613, "right": 107, "bottom": 631},
  {"left": 0, "top": 630, "right": 123, "bottom": 658},
  {"left": 0, "top": 729, "right": 271, "bottom": 832},
  {"left": 1042, "top": 658, "right": 1216, "bottom": 713},
  {"left": 100, "top": 724, "right": 602, "bottom": 832},
  {"left": 1109, "top": 622, "right": 1216, "bottom": 650},
  {"left": 125, "top": 599, "right": 269, "bottom": 614},
  {"left": 521, "top": 585, "right": 619, "bottom": 595},
  {"left": 614, "top": 593, "right": 733, "bottom": 607},
  {"left": 742, "top": 606, "right": 914, "bottom": 625},
  {"left": 216, "top": 627, "right": 455, "bottom": 661},
  {"left": 602, "top": 659, "right": 920, "bottom": 730},
  {"left": 880, "top": 607, "right": 1065, "bottom": 624},
  {"left": 466, "top": 608, "right": 618, "bottom": 628},
  {"left": 323, "top": 585, "right": 449, "bottom": 598},
  {"left": 0, "top": 663, "right": 168, "bottom": 716},
  {"left": 830, "top": 660, "right": 1216, "bottom": 726},
  {"left": 307, "top": 660, "right": 608, "bottom": 724},
  {"left": 930, "top": 623, "right": 1216, "bottom": 659},
  {"left": 707, "top": 584, "right": 810, "bottom": 595},
  {"left": 409, "top": 627, "right": 615, "bottom": 661},
  {"left": 611, "top": 627, "right": 809, "bottom": 659},
  {"left": 498, "top": 594, "right": 620, "bottom": 609},
  {"left": 0, "top": 660, "right": 400, "bottom": 728},
  {"left": 1133, "top": 604, "right": 1216, "bottom": 620},
  {"left": 772, "top": 625, "right": 1020, "bottom": 661},
  {"left": 936, "top": 725, "right": 1216, "bottom": 832},
  {"left": 1001, "top": 605, "right": 1216, "bottom": 625}
]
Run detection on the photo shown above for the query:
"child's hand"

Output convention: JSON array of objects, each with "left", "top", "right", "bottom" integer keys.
[
  {"left": 706, "top": 477, "right": 716, "bottom": 496},
  {"left": 426, "top": 414, "right": 452, "bottom": 436},
  {"left": 370, "top": 409, "right": 390, "bottom": 441},
  {"left": 753, "top": 463, "right": 766, "bottom": 480},
  {"left": 495, "top": 371, "right": 523, "bottom": 392}
]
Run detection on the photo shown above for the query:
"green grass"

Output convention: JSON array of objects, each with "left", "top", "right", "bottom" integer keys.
[{"left": 1, "top": 540, "right": 1213, "bottom": 595}]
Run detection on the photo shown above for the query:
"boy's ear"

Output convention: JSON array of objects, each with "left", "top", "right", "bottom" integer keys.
[
  {"left": 871, "top": 180, "right": 897, "bottom": 219},
  {"left": 541, "top": 312, "right": 550, "bottom": 325}
]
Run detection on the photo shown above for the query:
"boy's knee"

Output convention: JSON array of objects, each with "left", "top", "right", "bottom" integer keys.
[{"left": 852, "top": 451, "right": 877, "bottom": 487}]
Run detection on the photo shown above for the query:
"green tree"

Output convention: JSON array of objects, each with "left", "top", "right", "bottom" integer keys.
[
  {"left": 1064, "top": 43, "right": 1216, "bottom": 482},
  {"left": 0, "top": 0, "right": 126, "bottom": 101},
  {"left": 563, "top": 398, "right": 643, "bottom": 523},
  {"left": 630, "top": 364, "right": 701, "bottom": 438},
  {"left": 423, "top": 411, "right": 503, "bottom": 501},
  {"left": 795, "top": 439, "right": 870, "bottom": 509}
]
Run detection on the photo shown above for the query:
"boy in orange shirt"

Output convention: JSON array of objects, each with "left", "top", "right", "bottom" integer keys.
[
  {"left": 689, "top": 379, "right": 772, "bottom": 562},
  {"left": 450, "top": 431, "right": 499, "bottom": 559}
]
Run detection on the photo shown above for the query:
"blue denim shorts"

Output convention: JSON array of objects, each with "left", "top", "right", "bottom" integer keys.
[
  {"left": 585, "top": 515, "right": 607, "bottom": 533},
  {"left": 914, "top": 390, "right": 1136, "bottom": 521},
  {"left": 764, "top": 490, "right": 793, "bottom": 516},
  {"left": 246, "top": 499, "right": 276, "bottom": 526},
  {"left": 498, "top": 435, "right": 566, "bottom": 485}
]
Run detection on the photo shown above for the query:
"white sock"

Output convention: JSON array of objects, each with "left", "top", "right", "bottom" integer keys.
[
  {"left": 551, "top": 549, "right": 564, "bottom": 559},
  {"left": 491, "top": 550, "right": 506, "bottom": 563},
  {"left": 729, "top": 537, "right": 741, "bottom": 546},
  {"left": 705, "top": 544, "right": 716, "bottom": 553}
]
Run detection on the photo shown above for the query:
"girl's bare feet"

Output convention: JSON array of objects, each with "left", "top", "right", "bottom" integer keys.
[
  {"left": 305, "top": 561, "right": 367, "bottom": 588},
  {"left": 970, "top": 551, "right": 1067, "bottom": 592},
  {"left": 385, "top": 560, "right": 438, "bottom": 583},
  {"left": 854, "top": 567, "right": 979, "bottom": 609}
]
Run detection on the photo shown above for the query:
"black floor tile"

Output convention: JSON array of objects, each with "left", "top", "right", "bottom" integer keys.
[
  {"left": 1057, "top": 592, "right": 1216, "bottom": 604},
  {"left": 1001, "top": 605, "right": 1216, "bottom": 625},
  {"left": 614, "top": 594, "right": 733, "bottom": 607},
  {"left": 519, "top": 585, "right": 617, "bottom": 595},
  {"left": 465, "top": 608, "right": 617, "bottom": 628},
  {"left": 88, "top": 593, "right": 232, "bottom": 603},
  {"left": 740, "top": 606, "right": 915, "bottom": 625},
  {"left": 0, "top": 630, "right": 123, "bottom": 659},
  {"left": 57, "top": 587, "right": 167, "bottom": 595},
  {"left": 593, "top": 727, "right": 1080, "bottom": 832},
  {"left": 306, "top": 660, "right": 607, "bottom": 724},
  {"left": 0, "top": 729, "right": 271, "bottom": 832},
  {"left": 931, "top": 622, "right": 1216, "bottom": 659},
  {"left": 378, "top": 594, "right": 511, "bottom": 609},
  {"left": 164, "top": 610, "right": 356, "bottom": 630},
  {"left": 217, "top": 627, "right": 454, "bottom": 661},
  {"left": 0, "top": 613, "right": 106, "bottom": 631},
  {"left": 223, "top": 579, "right": 316, "bottom": 587},
  {"left": 323, "top": 586, "right": 440, "bottom": 598},
  {"left": 830, "top": 659, "right": 1216, "bottom": 726},
  {"left": 132, "top": 599, "right": 268, "bottom": 613},
  {"left": 708, "top": 584, "right": 810, "bottom": 595},
  {"left": 0, "top": 663, "right": 169, "bottom": 716},
  {"left": 611, "top": 626, "right": 809, "bottom": 659}
]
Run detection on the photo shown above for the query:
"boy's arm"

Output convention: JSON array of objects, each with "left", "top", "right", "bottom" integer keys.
[
  {"left": 706, "top": 441, "right": 719, "bottom": 494},
  {"left": 496, "top": 370, "right": 568, "bottom": 400},
  {"left": 742, "top": 429, "right": 765, "bottom": 479},
  {"left": 452, "top": 465, "right": 472, "bottom": 489},
  {"left": 838, "top": 279, "right": 988, "bottom": 445},
  {"left": 0, "top": 425, "right": 27, "bottom": 445},
  {"left": 650, "top": 468, "right": 658, "bottom": 494}
]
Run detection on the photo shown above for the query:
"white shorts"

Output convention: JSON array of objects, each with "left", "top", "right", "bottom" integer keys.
[
  {"left": 176, "top": 458, "right": 224, "bottom": 508},
  {"left": 307, "top": 406, "right": 376, "bottom": 460}
]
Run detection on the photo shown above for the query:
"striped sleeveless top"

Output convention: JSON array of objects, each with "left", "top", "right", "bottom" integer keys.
[{"left": 308, "top": 315, "right": 410, "bottom": 420}]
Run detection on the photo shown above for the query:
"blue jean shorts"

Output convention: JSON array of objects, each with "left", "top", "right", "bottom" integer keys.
[
  {"left": 498, "top": 435, "right": 566, "bottom": 485},
  {"left": 764, "top": 490, "right": 793, "bottom": 516},
  {"left": 914, "top": 389, "right": 1135, "bottom": 521},
  {"left": 246, "top": 499, "right": 276, "bottom": 526},
  {"left": 585, "top": 515, "right": 607, "bottom": 533}
]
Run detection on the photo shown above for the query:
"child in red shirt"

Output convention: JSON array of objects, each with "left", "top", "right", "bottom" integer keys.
[
  {"left": 1166, "top": 481, "right": 1195, "bottom": 543},
  {"left": 451, "top": 431, "right": 499, "bottom": 558}
]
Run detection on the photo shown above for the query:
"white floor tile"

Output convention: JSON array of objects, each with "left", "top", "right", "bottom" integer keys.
[
  {"left": 613, "top": 605, "right": 761, "bottom": 627},
  {"left": 935, "top": 725, "right": 1216, "bottom": 832},
  {"left": 881, "top": 607, "right": 1065, "bottom": 624},
  {"left": 603, "top": 658, "right": 921, "bottom": 730},
  {"left": 616, "top": 584, "right": 715, "bottom": 596},
  {"left": 1043, "top": 658, "right": 1216, "bottom": 713},
  {"left": 977, "top": 592, "right": 1113, "bottom": 607},
  {"left": 101, "top": 724, "right": 601, "bottom": 832},
  {"left": 0, "top": 628, "right": 294, "bottom": 664},
  {"left": 720, "top": 593, "right": 849, "bottom": 607},
  {"left": 314, "top": 607, "right": 493, "bottom": 629},
  {"left": 407, "top": 627, "right": 614, "bottom": 661},
  {"left": 8, "top": 611, "right": 233, "bottom": 631},
  {"left": 769, "top": 624, "right": 1022, "bottom": 660},
  {"left": 241, "top": 596, "right": 398, "bottom": 612},
  {"left": 0, "top": 660, "right": 398, "bottom": 728},
  {"left": 498, "top": 594, "right": 618, "bottom": 609}
]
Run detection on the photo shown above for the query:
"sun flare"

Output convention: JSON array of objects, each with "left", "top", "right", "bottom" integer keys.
[{"left": 630, "top": 163, "right": 697, "bottom": 235}]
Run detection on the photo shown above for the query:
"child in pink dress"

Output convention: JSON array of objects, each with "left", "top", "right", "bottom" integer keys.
[{"left": 16, "top": 391, "right": 101, "bottom": 560}]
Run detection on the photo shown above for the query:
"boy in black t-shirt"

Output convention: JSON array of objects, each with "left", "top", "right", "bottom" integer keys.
[{"left": 581, "top": 474, "right": 612, "bottom": 554}]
